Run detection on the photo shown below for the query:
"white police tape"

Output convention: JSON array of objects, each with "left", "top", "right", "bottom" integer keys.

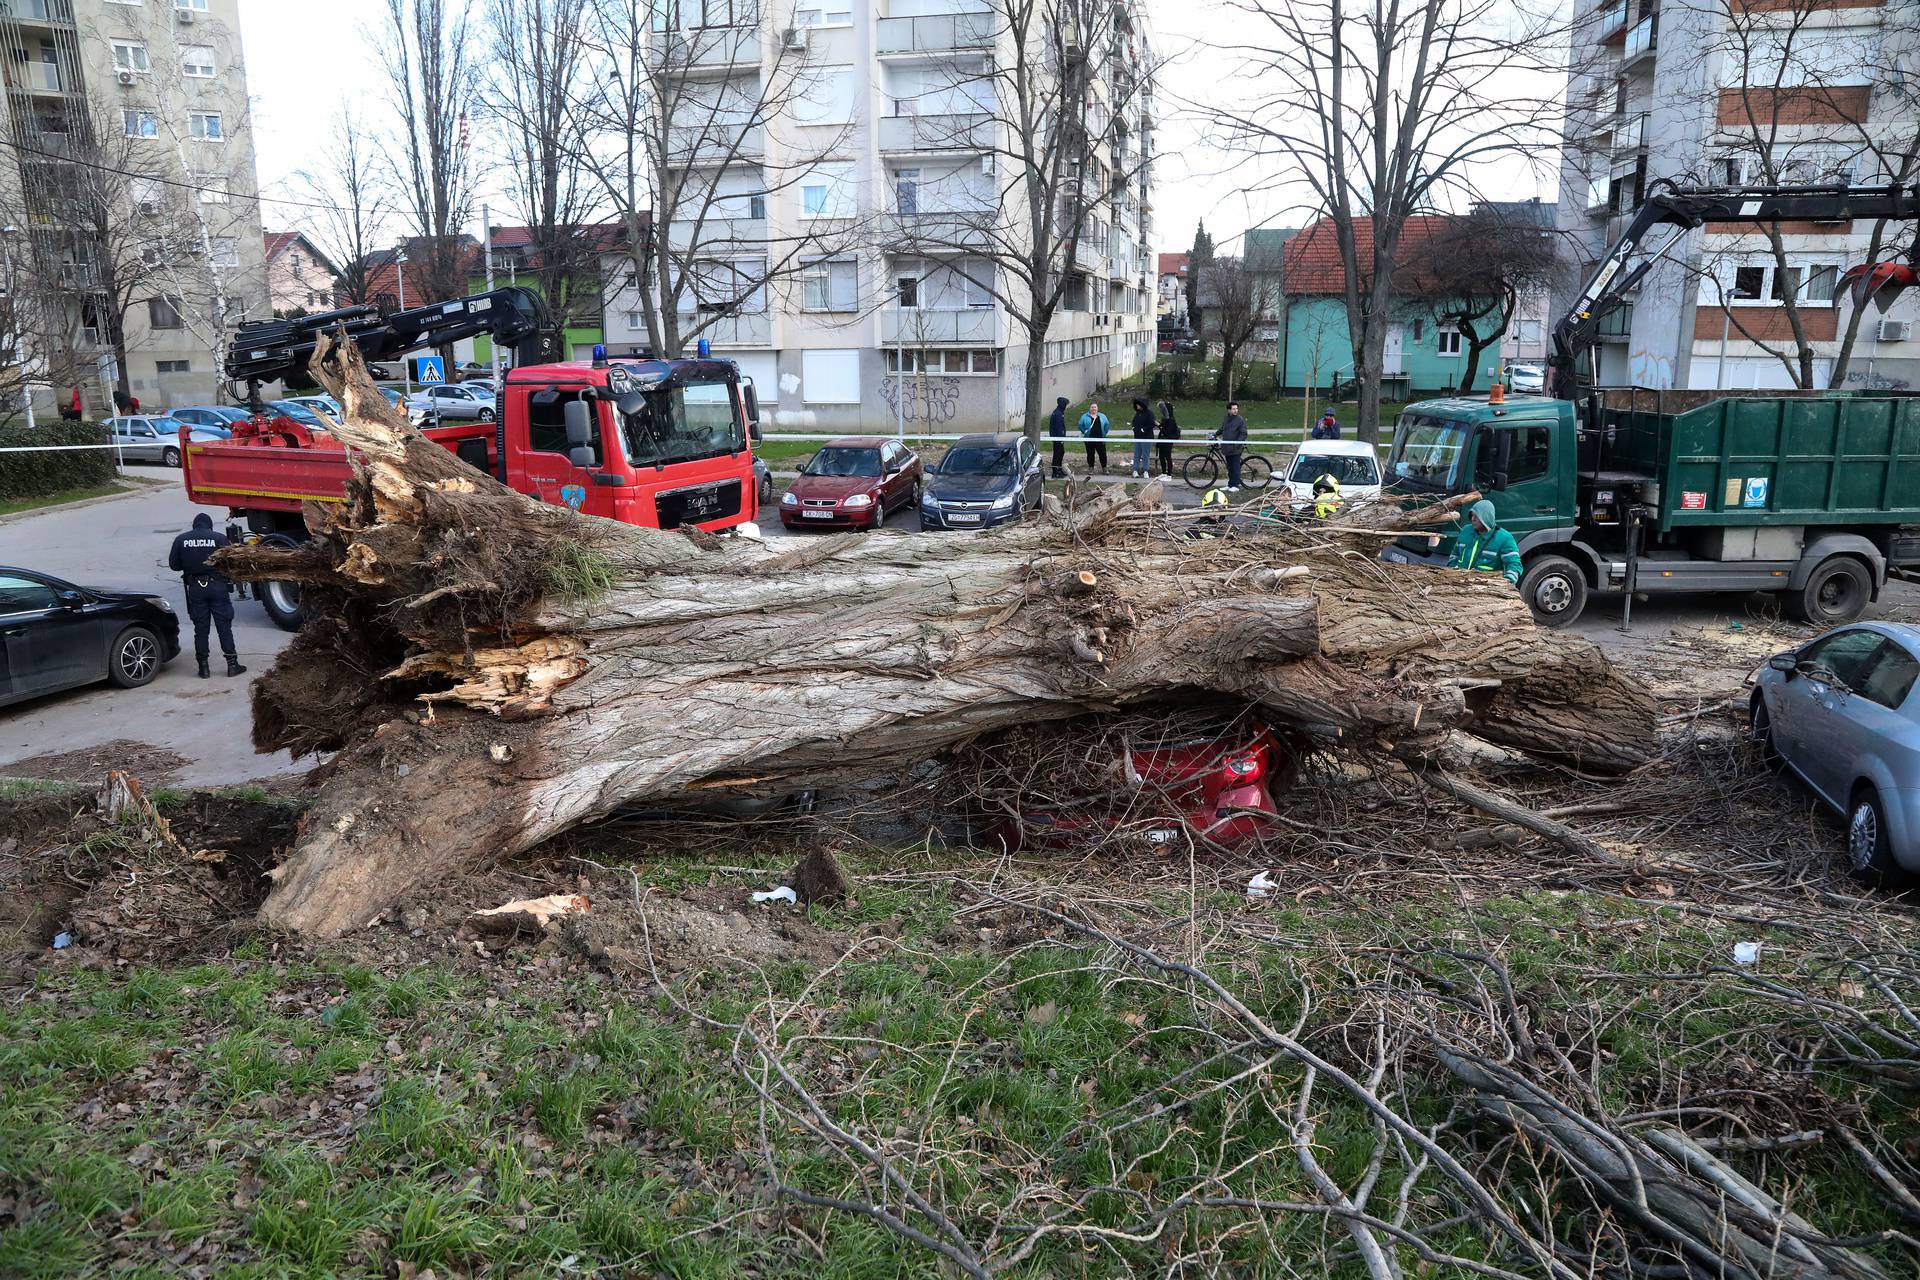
[{"left": 0, "top": 443, "right": 138, "bottom": 453}]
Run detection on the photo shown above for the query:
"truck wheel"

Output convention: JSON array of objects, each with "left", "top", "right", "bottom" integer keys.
[
  {"left": 1847, "top": 785, "right": 1909, "bottom": 890},
  {"left": 259, "top": 578, "right": 305, "bottom": 631},
  {"left": 1519, "top": 555, "right": 1587, "bottom": 628},
  {"left": 1789, "top": 556, "right": 1871, "bottom": 627}
]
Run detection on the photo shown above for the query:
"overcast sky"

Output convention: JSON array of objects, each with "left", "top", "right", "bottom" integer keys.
[{"left": 237, "top": 0, "right": 1557, "bottom": 263}]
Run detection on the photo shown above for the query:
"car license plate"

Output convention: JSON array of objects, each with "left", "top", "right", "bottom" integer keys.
[
  {"left": 802, "top": 510, "right": 835, "bottom": 519},
  {"left": 948, "top": 513, "right": 980, "bottom": 524}
]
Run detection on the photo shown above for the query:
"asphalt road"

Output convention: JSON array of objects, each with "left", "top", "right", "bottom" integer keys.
[{"left": 0, "top": 471, "right": 300, "bottom": 787}]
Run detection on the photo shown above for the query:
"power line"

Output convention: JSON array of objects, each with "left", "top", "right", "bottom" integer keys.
[{"left": 0, "top": 133, "right": 370, "bottom": 221}]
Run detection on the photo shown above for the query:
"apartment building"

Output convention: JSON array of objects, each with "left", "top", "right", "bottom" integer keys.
[
  {"left": 1554, "top": 0, "right": 1920, "bottom": 391},
  {"left": 601, "top": 0, "right": 1158, "bottom": 433},
  {"left": 0, "top": 0, "right": 267, "bottom": 411}
]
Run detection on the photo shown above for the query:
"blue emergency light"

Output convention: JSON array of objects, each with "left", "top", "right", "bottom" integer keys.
[
  {"left": 591, "top": 343, "right": 607, "bottom": 367},
  {"left": 696, "top": 338, "right": 711, "bottom": 358}
]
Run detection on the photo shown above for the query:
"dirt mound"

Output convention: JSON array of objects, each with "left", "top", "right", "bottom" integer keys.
[
  {"left": 2, "top": 740, "right": 190, "bottom": 785},
  {"left": 0, "top": 778, "right": 300, "bottom": 970}
]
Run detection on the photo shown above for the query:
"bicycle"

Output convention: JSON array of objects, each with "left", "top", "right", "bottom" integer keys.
[{"left": 1181, "top": 439, "right": 1273, "bottom": 491}]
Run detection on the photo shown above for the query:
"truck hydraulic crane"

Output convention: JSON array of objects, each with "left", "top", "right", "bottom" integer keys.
[
  {"left": 186, "top": 289, "right": 763, "bottom": 630},
  {"left": 1383, "top": 180, "right": 1920, "bottom": 629},
  {"left": 1550, "top": 180, "right": 1920, "bottom": 401}
]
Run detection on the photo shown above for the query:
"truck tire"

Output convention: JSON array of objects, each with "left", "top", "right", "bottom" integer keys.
[
  {"left": 1519, "top": 555, "right": 1587, "bottom": 628},
  {"left": 1788, "top": 556, "right": 1871, "bottom": 627},
  {"left": 253, "top": 532, "right": 307, "bottom": 631}
]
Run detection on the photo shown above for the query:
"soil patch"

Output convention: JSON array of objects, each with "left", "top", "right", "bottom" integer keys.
[{"left": 2, "top": 740, "right": 190, "bottom": 786}]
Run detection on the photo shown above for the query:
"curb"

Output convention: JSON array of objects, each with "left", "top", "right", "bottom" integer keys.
[{"left": 0, "top": 479, "right": 169, "bottom": 527}]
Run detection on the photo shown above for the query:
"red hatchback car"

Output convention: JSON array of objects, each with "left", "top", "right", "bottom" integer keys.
[
  {"left": 779, "top": 437, "right": 923, "bottom": 531},
  {"left": 990, "top": 721, "right": 1293, "bottom": 852}
]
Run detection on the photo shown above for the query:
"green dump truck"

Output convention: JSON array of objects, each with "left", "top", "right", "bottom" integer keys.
[{"left": 1380, "top": 388, "right": 1920, "bottom": 627}]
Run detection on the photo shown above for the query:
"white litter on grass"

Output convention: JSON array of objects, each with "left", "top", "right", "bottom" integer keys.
[
  {"left": 1734, "top": 941, "right": 1761, "bottom": 966},
  {"left": 751, "top": 885, "right": 798, "bottom": 905},
  {"left": 51, "top": 932, "right": 71, "bottom": 950},
  {"left": 1246, "top": 872, "right": 1278, "bottom": 900}
]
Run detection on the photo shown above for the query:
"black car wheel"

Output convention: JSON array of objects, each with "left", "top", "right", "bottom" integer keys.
[
  {"left": 1847, "top": 785, "right": 1908, "bottom": 889},
  {"left": 478, "top": 408, "right": 495, "bottom": 422},
  {"left": 1747, "top": 693, "right": 1783, "bottom": 771},
  {"left": 161, "top": 445, "right": 181, "bottom": 468},
  {"left": 108, "top": 626, "right": 162, "bottom": 688}
]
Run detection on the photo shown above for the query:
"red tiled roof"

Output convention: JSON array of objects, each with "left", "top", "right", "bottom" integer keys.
[
  {"left": 1158, "top": 252, "right": 1189, "bottom": 277},
  {"left": 1281, "top": 214, "right": 1448, "bottom": 295},
  {"left": 263, "top": 230, "right": 298, "bottom": 261},
  {"left": 463, "top": 222, "right": 628, "bottom": 272}
]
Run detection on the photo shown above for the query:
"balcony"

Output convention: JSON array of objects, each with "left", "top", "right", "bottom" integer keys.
[
  {"left": 878, "top": 112, "right": 992, "bottom": 154},
  {"left": 1594, "top": 0, "right": 1628, "bottom": 41},
  {"left": 664, "top": 124, "right": 765, "bottom": 167},
  {"left": 880, "top": 211, "right": 992, "bottom": 250},
  {"left": 1072, "top": 237, "right": 1103, "bottom": 272},
  {"left": 685, "top": 310, "right": 771, "bottom": 348},
  {"left": 875, "top": 12, "right": 994, "bottom": 57},
  {"left": 0, "top": 0, "right": 76, "bottom": 26},
  {"left": 1622, "top": 14, "right": 1656, "bottom": 67},
  {"left": 881, "top": 307, "right": 1001, "bottom": 345},
  {"left": 667, "top": 216, "right": 768, "bottom": 250},
  {"left": 10, "top": 62, "right": 69, "bottom": 95},
  {"left": 648, "top": 26, "right": 761, "bottom": 73}
]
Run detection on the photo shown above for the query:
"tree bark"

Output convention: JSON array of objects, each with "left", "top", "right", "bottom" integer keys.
[{"left": 220, "top": 333, "right": 1658, "bottom": 936}]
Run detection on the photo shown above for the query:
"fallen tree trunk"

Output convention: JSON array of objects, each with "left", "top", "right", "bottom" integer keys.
[{"left": 221, "top": 334, "right": 1658, "bottom": 935}]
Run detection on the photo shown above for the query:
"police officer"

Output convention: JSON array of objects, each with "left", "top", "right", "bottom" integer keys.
[{"left": 168, "top": 513, "right": 247, "bottom": 678}]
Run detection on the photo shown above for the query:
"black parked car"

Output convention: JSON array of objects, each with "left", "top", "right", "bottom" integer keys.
[
  {"left": 918, "top": 433, "right": 1044, "bottom": 531},
  {"left": 0, "top": 568, "right": 181, "bottom": 707}
]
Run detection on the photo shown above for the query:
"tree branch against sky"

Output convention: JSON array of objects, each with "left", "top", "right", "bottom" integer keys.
[
  {"left": 1206, "top": 0, "right": 1564, "bottom": 442},
  {"left": 292, "top": 111, "right": 391, "bottom": 308},
  {"left": 379, "top": 0, "right": 480, "bottom": 312}
]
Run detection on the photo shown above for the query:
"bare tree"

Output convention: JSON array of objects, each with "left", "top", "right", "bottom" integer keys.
[
  {"left": 1677, "top": 0, "right": 1920, "bottom": 389},
  {"left": 293, "top": 112, "right": 390, "bottom": 308},
  {"left": 572, "top": 0, "right": 860, "bottom": 357},
  {"left": 481, "top": 0, "right": 607, "bottom": 331},
  {"left": 1196, "top": 256, "right": 1267, "bottom": 399},
  {"left": 379, "top": 0, "right": 479, "bottom": 315},
  {"left": 1403, "top": 206, "right": 1559, "bottom": 394},
  {"left": 1213, "top": 0, "right": 1561, "bottom": 442}
]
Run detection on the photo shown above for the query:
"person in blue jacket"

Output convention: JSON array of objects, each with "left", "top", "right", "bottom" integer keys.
[{"left": 1077, "top": 401, "right": 1110, "bottom": 474}]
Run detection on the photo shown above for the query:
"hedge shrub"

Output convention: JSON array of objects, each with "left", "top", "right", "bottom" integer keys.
[{"left": 0, "top": 419, "right": 117, "bottom": 501}]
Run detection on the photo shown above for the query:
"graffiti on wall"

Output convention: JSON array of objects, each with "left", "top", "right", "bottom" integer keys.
[
  {"left": 876, "top": 375, "right": 963, "bottom": 423},
  {"left": 1842, "top": 367, "right": 1913, "bottom": 392},
  {"left": 1627, "top": 348, "right": 1677, "bottom": 389}
]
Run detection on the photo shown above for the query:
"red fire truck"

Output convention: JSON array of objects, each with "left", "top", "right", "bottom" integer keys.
[{"left": 183, "top": 288, "right": 763, "bottom": 628}]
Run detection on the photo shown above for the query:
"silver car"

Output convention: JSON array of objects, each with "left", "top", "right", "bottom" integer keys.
[
  {"left": 104, "top": 415, "right": 219, "bottom": 467},
  {"left": 1750, "top": 621, "right": 1920, "bottom": 886},
  {"left": 406, "top": 382, "right": 497, "bottom": 422}
]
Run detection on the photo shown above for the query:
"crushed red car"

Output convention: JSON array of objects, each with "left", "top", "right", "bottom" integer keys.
[{"left": 989, "top": 720, "right": 1294, "bottom": 852}]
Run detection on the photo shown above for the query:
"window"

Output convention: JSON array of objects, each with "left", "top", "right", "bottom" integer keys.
[
  {"left": 198, "top": 179, "right": 229, "bottom": 204},
  {"left": 1770, "top": 266, "right": 1801, "bottom": 304},
  {"left": 189, "top": 112, "right": 223, "bottom": 141},
  {"left": 1475, "top": 425, "right": 1551, "bottom": 489},
  {"left": 699, "top": 0, "right": 756, "bottom": 25},
  {"left": 971, "top": 350, "right": 997, "bottom": 373},
  {"left": 800, "top": 257, "right": 857, "bottom": 311},
  {"left": 884, "top": 348, "right": 999, "bottom": 376},
  {"left": 802, "top": 183, "right": 826, "bottom": 216},
  {"left": 797, "top": 162, "right": 854, "bottom": 218},
  {"left": 209, "top": 237, "right": 238, "bottom": 267},
  {"left": 526, "top": 389, "right": 601, "bottom": 463},
  {"left": 156, "top": 359, "right": 190, "bottom": 373},
  {"left": 123, "top": 109, "right": 158, "bottom": 138},
  {"left": 112, "top": 41, "right": 150, "bottom": 74},
  {"left": 746, "top": 192, "right": 765, "bottom": 218},
  {"left": 1859, "top": 643, "right": 1920, "bottom": 711},
  {"left": 178, "top": 0, "right": 211, "bottom": 10},
  {"left": 793, "top": 65, "right": 855, "bottom": 127},
  {"left": 801, "top": 349, "right": 860, "bottom": 404},
  {"left": 147, "top": 296, "right": 183, "bottom": 329},
  {"left": 1802, "top": 264, "right": 1838, "bottom": 305},
  {"left": 1731, "top": 266, "right": 1765, "bottom": 301},
  {"left": 1798, "top": 629, "right": 1886, "bottom": 691},
  {"left": 130, "top": 175, "right": 162, "bottom": 214},
  {"left": 895, "top": 168, "right": 919, "bottom": 215},
  {"left": 795, "top": 0, "right": 852, "bottom": 27},
  {"left": 0, "top": 574, "right": 58, "bottom": 614},
  {"left": 181, "top": 45, "right": 215, "bottom": 77},
  {"left": 896, "top": 271, "right": 918, "bottom": 308},
  {"left": 1436, "top": 327, "right": 1462, "bottom": 357},
  {"left": 1513, "top": 319, "right": 1542, "bottom": 346}
]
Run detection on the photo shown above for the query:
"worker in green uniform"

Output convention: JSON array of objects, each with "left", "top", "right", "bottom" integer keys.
[{"left": 1442, "top": 499, "right": 1522, "bottom": 585}]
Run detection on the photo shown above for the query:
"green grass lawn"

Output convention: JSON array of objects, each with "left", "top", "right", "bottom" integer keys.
[
  {"left": 4, "top": 830, "right": 1911, "bottom": 1279},
  {"left": 0, "top": 479, "right": 155, "bottom": 519}
]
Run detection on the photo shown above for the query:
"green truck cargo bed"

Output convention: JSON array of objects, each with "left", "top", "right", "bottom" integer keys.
[{"left": 1603, "top": 395, "right": 1920, "bottom": 531}]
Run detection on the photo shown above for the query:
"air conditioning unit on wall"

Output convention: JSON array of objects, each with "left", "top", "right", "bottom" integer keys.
[
  {"left": 1880, "top": 319, "right": 1913, "bottom": 343},
  {"left": 116, "top": 70, "right": 136, "bottom": 86},
  {"left": 177, "top": 8, "right": 195, "bottom": 21}
]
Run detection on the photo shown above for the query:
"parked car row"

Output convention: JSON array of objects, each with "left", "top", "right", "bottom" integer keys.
[
  {"left": 102, "top": 390, "right": 429, "bottom": 467},
  {"left": 773, "top": 433, "right": 1047, "bottom": 533}
]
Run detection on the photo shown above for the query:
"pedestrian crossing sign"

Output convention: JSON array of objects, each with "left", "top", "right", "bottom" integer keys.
[{"left": 413, "top": 355, "right": 445, "bottom": 384}]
